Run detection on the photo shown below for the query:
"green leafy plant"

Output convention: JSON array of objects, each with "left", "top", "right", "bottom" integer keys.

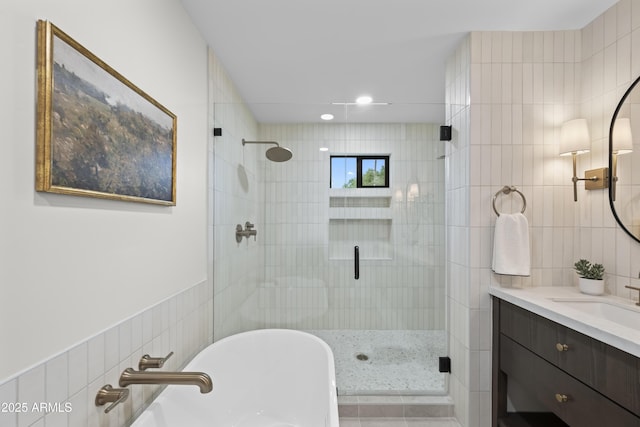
[{"left": 574, "top": 259, "right": 605, "bottom": 280}]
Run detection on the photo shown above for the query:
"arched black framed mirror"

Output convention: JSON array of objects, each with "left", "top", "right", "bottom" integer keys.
[{"left": 609, "top": 74, "right": 640, "bottom": 244}]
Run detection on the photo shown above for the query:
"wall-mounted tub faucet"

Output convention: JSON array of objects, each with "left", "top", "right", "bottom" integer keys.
[
  {"left": 119, "top": 368, "right": 213, "bottom": 393},
  {"left": 625, "top": 285, "right": 640, "bottom": 306},
  {"left": 236, "top": 221, "right": 257, "bottom": 243}
]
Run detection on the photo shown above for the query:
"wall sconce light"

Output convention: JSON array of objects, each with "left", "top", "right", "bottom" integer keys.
[
  {"left": 559, "top": 119, "right": 607, "bottom": 202},
  {"left": 611, "top": 118, "right": 633, "bottom": 201}
]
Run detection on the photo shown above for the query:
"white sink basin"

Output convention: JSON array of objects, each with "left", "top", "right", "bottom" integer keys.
[{"left": 551, "top": 298, "right": 640, "bottom": 330}]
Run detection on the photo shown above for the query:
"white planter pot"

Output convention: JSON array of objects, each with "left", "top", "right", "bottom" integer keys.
[{"left": 578, "top": 277, "right": 605, "bottom": 295}]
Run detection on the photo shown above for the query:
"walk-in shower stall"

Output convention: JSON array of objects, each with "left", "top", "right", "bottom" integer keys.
[{"left": 212, "top": 101, "right": 447, "bottom": 396}]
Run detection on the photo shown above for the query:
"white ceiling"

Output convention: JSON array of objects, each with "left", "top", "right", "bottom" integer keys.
[{"left": 180, "top": 0, "right": 617, "bottom": 123}]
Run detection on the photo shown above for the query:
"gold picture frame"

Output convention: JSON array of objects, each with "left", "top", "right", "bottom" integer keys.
[{"left": 36, "top": 20, "right": 177, "bottom": 205}]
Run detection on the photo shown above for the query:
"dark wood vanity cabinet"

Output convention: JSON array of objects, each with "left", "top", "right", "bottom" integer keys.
[{"left": 492, "top": 297, "right": 640, "bottom": 427}]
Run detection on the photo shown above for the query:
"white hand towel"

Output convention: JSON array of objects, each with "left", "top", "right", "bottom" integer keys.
[{"left": 492, "top": 212, "right": 530, "bottom": 276}]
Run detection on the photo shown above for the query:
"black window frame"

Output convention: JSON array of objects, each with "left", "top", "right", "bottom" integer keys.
[{"left": 330, "top": 155, "right": 390, "bottom": 188}]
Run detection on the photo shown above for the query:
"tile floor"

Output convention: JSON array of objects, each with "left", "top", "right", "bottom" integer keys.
[{"left": 339, "top": 418, "right": 461, "bottom": 426}]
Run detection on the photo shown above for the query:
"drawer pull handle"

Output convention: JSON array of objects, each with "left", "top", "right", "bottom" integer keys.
[
  {"left": 555, "top": 343, "right": 569, "bottom": 352},
  {"left": 555, "top": 393, "right": 568, "bottom": 403}
]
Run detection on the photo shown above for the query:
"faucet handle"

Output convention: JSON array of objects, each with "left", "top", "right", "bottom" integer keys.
[
  {"left": 139, "top": 351, "right": 174, "bottom": 370},
  {"left": 95, "top": 385, "right": 129, "bottom": 414},
  {"left": 246, "top": 222, "right": 257, "bottom": 240},
  {"left": 625, "top": 286, "right": 640, "bottom": 306}
]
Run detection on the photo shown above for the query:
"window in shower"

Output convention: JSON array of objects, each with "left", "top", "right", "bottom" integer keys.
[{"left": 330, "top": 155, "right": 389, "bottom": 188}]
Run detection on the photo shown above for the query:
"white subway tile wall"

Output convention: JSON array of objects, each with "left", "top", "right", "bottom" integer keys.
[
  {"left": 445, "top": 1, "right": 640, "bottom": 426},
  {"left": 0, "top": 280, "right": 212, "bottom": 427}
]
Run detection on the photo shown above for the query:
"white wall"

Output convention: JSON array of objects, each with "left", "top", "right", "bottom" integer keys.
[
  {"left": 0, "top": 0, "right": 208, "bottom": 383},
  {"left": 445, "top": 1, "right": 640, "bottom": 426}
]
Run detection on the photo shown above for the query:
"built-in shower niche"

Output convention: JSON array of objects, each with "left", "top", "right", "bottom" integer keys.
[
  {"left": 328, "top": 189, "right": 393, "bottom": 260},
  {"left": 328, "top": 219, "right": 392, "bottom": 260}
]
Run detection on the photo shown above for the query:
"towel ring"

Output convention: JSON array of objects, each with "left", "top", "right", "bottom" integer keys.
[{"left": 492, "top": 186, "right": 526, "bottom": 217}]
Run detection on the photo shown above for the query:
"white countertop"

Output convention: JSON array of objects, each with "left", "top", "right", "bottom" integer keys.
[{"left": 489, "top": 286, "right": 640, "bottom": 358}]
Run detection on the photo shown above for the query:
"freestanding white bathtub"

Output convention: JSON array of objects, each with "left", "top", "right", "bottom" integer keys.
[{"left": 130, "top": 329, "right": 340, "bottom": 427}]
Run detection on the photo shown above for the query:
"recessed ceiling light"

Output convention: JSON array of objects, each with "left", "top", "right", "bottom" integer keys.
[
  {"left": 356, "top": 95, "right": 373, "bottom": 105},
  {"left": 319, "top": 147, "right": 329, "bottom": 152},
  {"left": 320, "top": 113, "right": 334, "bottom": 121}
]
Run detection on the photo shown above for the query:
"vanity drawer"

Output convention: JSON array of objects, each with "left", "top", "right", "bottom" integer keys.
[
  {"left": 500, "top": 334, "right": 640, "bottom": 426},
  {"left": 500, "top": 300, "right": 596, "bottom": 381},
  {"left": 591, "top": 340, "right": 640, "bottom": 417},
  {"left": 499, "top": 300, "right": 559, "bottom": 364},
  {"left": 555, "top": 323, "right": 595, "bottom": 385}
]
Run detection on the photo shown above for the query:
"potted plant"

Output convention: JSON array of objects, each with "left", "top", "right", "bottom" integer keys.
[{"left": 574, "top": 259, "right": 605, "bottom": 295}]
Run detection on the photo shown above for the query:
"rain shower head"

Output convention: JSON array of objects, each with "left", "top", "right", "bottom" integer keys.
[
  {"left": 265, "top": 145, "right": 293, "bottom": 162},
  {"left": 242, "top": 139, "right": 293, "bottom": 162}
]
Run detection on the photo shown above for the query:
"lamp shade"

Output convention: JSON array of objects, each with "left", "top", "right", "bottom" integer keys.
[
  {"left": 559, "top": 118, "right": 590, "bottom": 156},
  {"left": 612, "top": 117, "right": 633, "bottom": 154}
]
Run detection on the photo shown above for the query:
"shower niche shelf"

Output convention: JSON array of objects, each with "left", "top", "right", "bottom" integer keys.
[
  {"left": 329, "top": 188, "right": 391, "bottom": 201},
  {"left": 328, "top": 208, "right": 392, "bottom": 220},
  {"left": 329, "top": 196, "right": 391, "bottom": 208},
  {"left": 328, "top": 189, "right": 392, "bottom": 220}
]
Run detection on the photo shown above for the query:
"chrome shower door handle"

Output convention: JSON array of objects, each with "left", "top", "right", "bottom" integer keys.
[{"left": 354, "top": 246, "right": 359, "bottom": 280}]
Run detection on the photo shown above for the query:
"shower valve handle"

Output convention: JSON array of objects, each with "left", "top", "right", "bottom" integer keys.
[{"left": 245, "top": 222, "right": 257, "bottom": 240}]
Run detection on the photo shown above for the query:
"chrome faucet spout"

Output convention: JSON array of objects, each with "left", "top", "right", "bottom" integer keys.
[{"left": 119, "top": 368, "right": 213, "bottom": 393}]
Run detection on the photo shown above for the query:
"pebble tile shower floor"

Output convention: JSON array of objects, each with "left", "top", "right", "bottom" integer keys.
[{"left": 306, "top": 330, "right": 447, "bottom": 394}]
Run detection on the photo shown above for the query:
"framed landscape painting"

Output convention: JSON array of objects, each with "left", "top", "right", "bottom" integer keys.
[{"left": 36, "top": 20, "right": 177, "bottom": 205}]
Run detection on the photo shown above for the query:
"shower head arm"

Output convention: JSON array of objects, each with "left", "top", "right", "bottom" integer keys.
[{"left": 242, "top": 139, "right": 280, "bottom": 147}]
